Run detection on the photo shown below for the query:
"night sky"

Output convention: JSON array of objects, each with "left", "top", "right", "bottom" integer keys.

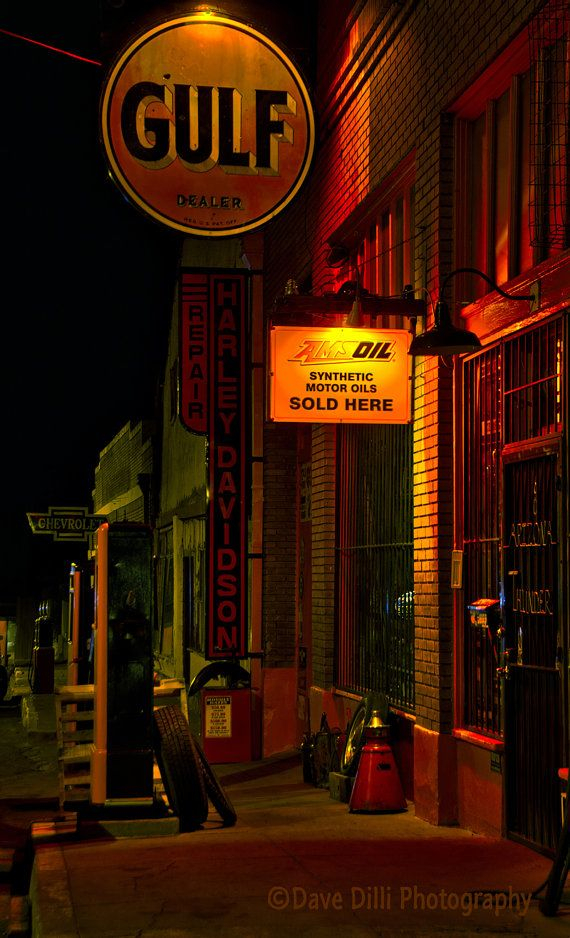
[{"left": 0, "top": 3, "right": 179, "bottom": 602}]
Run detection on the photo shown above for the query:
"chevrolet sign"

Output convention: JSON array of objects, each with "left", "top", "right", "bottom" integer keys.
[{"left": 27, "top": 507, "right": 107, "bottom": 542}]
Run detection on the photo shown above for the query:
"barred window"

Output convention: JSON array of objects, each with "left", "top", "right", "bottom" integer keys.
[
  {"left": 461, "top": 316, "right": 564, "bottom": 737},
  {"left": 504, "top": 318, "right": 563, "bottom": 444},
  {"left": 333, "top": 156, "right": 416, "bottom": 711},
  {"left": 462, "top": 347, "right": 502, "bottom": 737},
  {"left": 336, "top": 423, "right": 414, "bottom": 710}
]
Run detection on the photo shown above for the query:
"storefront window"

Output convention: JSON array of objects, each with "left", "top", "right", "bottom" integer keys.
[
  {"left": 462, "top": 348, "right": 502, "bottom": 736},
  {"left": 461, "top": 316, "right": 564, "bottom": 737},
  {"left": 336, "top": 423, "right": 414, "bottom": 709},
  {"left": 504, "top": 319, "right": 563, "bottom": 443},
  {"left": 458, "top": 79, "right": 530, "bottom": 297},
  {"left": 155, "top": 527, "right": 174, "bottom": 657},
  {"left": 360, "top": 187, "right": 414, "bottom": 299},
  {"left": 330, "top": 155, "right": 416, "bottom": 709},
  {"left": 455, "top": 7, "right": 569, "bottom": 299},
  {"left": 187, "top": 546, "right": 206, "bottom": 655},
  {"left": 529, "top": 15, "right": 570, "bottom": 256},
  {"left": 329, "top": 153, "right": 415, "bottom": 304}
]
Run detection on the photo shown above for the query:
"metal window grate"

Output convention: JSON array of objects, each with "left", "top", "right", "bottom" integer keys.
[
  {"left": 335, "top": 424, "right": 414, "bottom": 710},
  {"left": 528, "top": 0, "right": 570, "bottom": 248},
  {"left": 462, "top": 316, "right": 564, "bottom": 737},
  {"left": 463, "top": 346, "right": 503, "bottom": 736},
  {"left": 503, "top": 317, "right": 563, "bottom": 442}
]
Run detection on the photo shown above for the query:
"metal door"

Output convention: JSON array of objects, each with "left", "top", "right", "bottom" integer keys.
[{"left": 503, "top": 450, "right": 563, "bottom": 852}]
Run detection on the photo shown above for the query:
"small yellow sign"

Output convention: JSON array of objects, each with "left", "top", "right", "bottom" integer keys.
[
  {"left": 204, "top": 695, "right": 232, "bottom": 738},
  {"left": 269, "top": 326, "right": 412, "bottom": 424}
]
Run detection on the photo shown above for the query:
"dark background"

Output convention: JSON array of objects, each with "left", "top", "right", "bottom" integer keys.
[
  {"left": 0, "top": 0, "right": 316, "bottom": 606},
  {"left": 0, "top": 2, "right": 179, "bottom": 603}
]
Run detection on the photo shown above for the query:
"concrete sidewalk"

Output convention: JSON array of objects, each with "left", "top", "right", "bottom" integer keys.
[{"left": 30, "top": 753, "right": 570, "bottom": 938}]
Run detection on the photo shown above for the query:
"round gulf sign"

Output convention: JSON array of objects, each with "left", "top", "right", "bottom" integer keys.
[{"left": 100, "top": 14, "right": 315, "bottom": 237}]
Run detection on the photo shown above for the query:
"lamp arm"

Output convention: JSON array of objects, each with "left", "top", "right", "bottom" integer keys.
[{"left": 439, "top": 267, "right": 534, "bottom": 302}]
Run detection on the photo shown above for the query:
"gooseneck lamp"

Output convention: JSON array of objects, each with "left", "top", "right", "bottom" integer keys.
[{"left": 408, "top": 267, "right": 535, "bottom": 356}]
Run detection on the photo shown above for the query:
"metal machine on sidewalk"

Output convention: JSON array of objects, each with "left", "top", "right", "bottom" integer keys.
[
  {"left": 30, "top": 603, "right": 55, "bottom": 694},
  {"left": 55, "top": 520, "right": 236, "bottom": 829},
  {"left": 349, "top": 709, "right": 407, "bottom": 813},
  {"left": 90, "top": 522, "right": 154, "bottom": 807}
]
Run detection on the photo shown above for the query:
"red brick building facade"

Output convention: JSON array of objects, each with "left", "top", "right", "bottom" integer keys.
[
  {"left": 259, "top": 0, "right": 569, "bottom": 851},
  {"left": 93, "top": 0, "right": 568, "bottom": 853}
]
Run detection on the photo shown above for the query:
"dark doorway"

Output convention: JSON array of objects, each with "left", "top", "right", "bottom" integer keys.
[{"left": 503, "top": 450, "right": 563, "bottom": 852}]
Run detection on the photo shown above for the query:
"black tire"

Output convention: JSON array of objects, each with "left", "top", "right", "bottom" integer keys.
[
  {"left": 192, "top": 734, "right": 238, "bottom": 827},
  {"left": 539, "top": 807, "right": 570, "bottom": 916},
  {"left": 152, "top": 706, "right": 208, "bottom": 830},
  {"left": 340, "top": 693, "right": 389, "bottom": 775},
  {"left": 187, "top": 661, "right": 250, "bottom": 698}
]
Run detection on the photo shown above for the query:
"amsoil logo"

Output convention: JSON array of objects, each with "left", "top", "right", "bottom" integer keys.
[{"left": 289, "top": 338, "right": 395, "bottom": 365}]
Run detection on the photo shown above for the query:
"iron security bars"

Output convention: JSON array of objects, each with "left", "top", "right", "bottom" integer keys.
[
  {"left": 462, "top": 316, "right": 564, "bottom": 737},
  {"left": 463, "top": 346, "right": 503, "bottom": 736},
  {"left": 336, "top": 423, "right": 414, "bottom": 710}
]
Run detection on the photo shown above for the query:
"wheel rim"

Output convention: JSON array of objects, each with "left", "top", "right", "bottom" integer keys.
[{"left": 342, "top": 705, "right": 366, "bottom": 770}]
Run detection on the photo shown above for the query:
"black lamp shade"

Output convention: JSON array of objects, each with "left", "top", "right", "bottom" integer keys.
[{"left": 408, "top": 300, "right": 482, "bottom": 356}]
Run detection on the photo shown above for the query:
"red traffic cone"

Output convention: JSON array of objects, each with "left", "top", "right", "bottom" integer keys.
[{"left": 349, "top": 711, "right": 407, "bottom": 813}]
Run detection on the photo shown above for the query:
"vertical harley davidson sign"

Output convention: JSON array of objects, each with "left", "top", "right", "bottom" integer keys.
[
  {"left": 180, "top": 271, "right": 249, "bottom": 658},
  {"left": 208, "top": 272, "right": 248, "bottom": 658},
  {"left": 100, "top": 14, "right": 315, "bottom": 237}
]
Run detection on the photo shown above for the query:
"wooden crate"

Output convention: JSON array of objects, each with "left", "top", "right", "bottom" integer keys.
[
  {"left": 55, "top": 685, "right": 95, "bottom": 809},
  {"left": 55, "top": 680, "right": 188, "bottom": 808}
]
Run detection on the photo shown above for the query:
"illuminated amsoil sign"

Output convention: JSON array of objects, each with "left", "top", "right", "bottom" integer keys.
[
  {"left": 100, "top": 14, "right": 315, "bottom": 237},
  {"left": 269, "top": 326, "right": 412, "bottom": 423}
]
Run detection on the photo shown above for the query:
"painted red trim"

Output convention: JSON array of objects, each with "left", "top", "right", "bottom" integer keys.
[{"left": 449, "top": 28, "right": 530, "bottom": 120}]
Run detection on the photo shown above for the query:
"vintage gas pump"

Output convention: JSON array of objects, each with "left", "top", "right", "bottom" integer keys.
[
  {"left": 67, "top": 561, "right": 96, "bottom": 685},
  {"left": 91, "top": 522, "right": 154, "bottom": 807},
  {"left": 67, "top": 564, "right": 81, "bottom": 686},
  {"left": 31, "top": 602, "right": 55, "bottom": 694}
]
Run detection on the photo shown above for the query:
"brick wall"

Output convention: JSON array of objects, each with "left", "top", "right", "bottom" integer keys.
[
  {"left": 411, "top": 112, "right": 456, "bottom": 732},
  {"left": 263, "top": 0, "right": 537, "bottom": 733},
  {"left": 266, "top": 0, "right": 536, "bottom": 303},
  {"left": 93, "top": 419, "right": 154, "bottom": 522},
  {"left": 311, "top": 425, "right": 337, "bottom": 687}
]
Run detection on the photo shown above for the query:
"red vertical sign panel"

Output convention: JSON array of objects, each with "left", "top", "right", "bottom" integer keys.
[
  {"left": 207, "top": 272, "right": 249, "bottom": 659},
  {"left": 180, "top": 272, "right": 209, "bottom": 433}
]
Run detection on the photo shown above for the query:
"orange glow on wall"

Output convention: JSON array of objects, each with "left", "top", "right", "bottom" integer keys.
[{"left": 269, "top": 326, "right": 412, "bottom": 423}]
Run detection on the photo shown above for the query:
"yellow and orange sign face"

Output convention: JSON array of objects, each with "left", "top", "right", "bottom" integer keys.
[
  {"left": 100, "top": 14, "right": 315, "bottom": 237},
  {"left": 269, "top": 326, "right": 412, "bottom": 424}
]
